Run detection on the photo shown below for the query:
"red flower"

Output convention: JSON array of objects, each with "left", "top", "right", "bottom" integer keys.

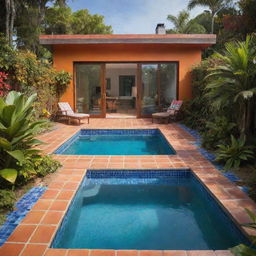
[{"left": 0, "top": 72, "right": 11, "bottom": 96}]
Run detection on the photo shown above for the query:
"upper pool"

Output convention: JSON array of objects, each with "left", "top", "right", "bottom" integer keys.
[{"left": 54, "top": 129, "right": 175, "bottom": 155}]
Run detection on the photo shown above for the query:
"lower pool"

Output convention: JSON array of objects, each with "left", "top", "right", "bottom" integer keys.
[
  {"left": 54, "top": 129, "right": 175, "bottom": 155},
  {"left": 51, "top": 169, "right": 249, "bottom": 250}
]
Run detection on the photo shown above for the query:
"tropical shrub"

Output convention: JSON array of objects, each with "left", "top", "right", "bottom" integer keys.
[
  {"left": 0, "top": 190, "right": 16, "bottom": 210},
  {"left": 231, "top": 209, "right": 256, "bottom": 255},
  {"left": 201, "top": 116, "right": 237, "bottom": 149},
  {"left": 18, "top": 155, "right": 61, "bottom": 184},
  {"left": 0, "top": 36, "right": 71, "bottom": 118},
  {"left": 215, "top": 135, "right": 255, "bottom": 170},
  {"left": 205, "top": 35, "right": 256, "bottom": 138},
  {"left": 182, "top": 59, "right": 211, "bottom": 131},
  {"left": 0, "top": 91, "right": 47, "bottom": 184}
]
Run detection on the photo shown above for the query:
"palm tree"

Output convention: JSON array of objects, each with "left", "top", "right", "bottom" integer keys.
[
  {"left": 205, "top": 35, "right": 256, "bottom": 137},
  {"left": 167, "top": 10, "right": 206, "bottom": 34},
  {"left": 188, "top": 0, "right": 230, "bottom": 33}
]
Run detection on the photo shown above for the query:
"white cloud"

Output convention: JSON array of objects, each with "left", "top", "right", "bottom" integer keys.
[{"left": 106, "top": 0, "right": 206, "bottom": 34}]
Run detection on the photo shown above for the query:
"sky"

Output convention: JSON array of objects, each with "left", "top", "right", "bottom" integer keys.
[{"left": 68, "top": 0, "right": 206, "bottom": 34}]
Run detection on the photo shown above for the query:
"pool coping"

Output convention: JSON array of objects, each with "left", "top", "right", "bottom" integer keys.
[{"left": 1, "top": 121, "right": 255, "bottom": 256}]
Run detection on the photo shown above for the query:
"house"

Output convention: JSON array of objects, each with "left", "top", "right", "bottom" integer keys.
[{"left": 39, "top": 24, "right": 216, "bottom": 118}]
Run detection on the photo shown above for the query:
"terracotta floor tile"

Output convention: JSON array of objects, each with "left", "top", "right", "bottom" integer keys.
[
  {"left": 21, "top": 244, "right": 47, "bottom": 256},
  {"left": 67, "top": 249, "right": 90, "bottom": 256},
  {"left": 90, "top": 249, "right": 115, "bottom": 256},
  {"left": 7, "top": 224, "right": 36, "bottom": 242},
  {"left": 21, "top": 211, "right": 45, "bottom": 224},
  {"left": 0, "top": 243, "right": 25, "bottom": 256},
  {"left": 48, "top": 182, "right": 65, "bottom": 189},
  {"left": 140, "top": 250, "right": 163, "bottom": 256},
  {"left": 30, "top": 225, "right": 56, "bottom": 243},
  {"left": 45, "top": 249, "right": 68, "bottom": 256},
  {"left": 117, "top": 250, "right": 138, "bottom": 256},
  {"left": 214, "top": 251, "right": 233, "bottom": 256},
  {"left": 187, "top": 251, "right": 215, "bottom": 256},
  {"left": 57, "top": 190, "right": 75, "bottom": 200},
  {"left": 32, "top": 199, "right": 53, "bottom": 210},
  {"left": 41, "top": 211, "right": 63, "bottom": 224},
  {"left": 49, "top": 200, "right": 69, "bottom": 211},
  {"left": 63, "top": 182, "right": 79, "bottom": 190},
  {"left": 163, "top": 251, "right": 187, "bottom": 256},
  {"left": 41, "top": 189, "right": 60, "bottom": 199}
]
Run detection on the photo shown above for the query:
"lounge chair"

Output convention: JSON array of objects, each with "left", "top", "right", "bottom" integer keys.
[
  {"left": 152, "top": 100, "right": 183, "bottom": 123},
  {"left": 58, "top": 102, "right": 90, "bottom": 125}
]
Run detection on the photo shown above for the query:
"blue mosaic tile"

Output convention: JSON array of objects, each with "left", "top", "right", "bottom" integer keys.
[
  {"left": 86, "top": 169, "right": 190, "bottom": 179},
  {"left": 178, "top": 124, "right": 243, "bottom": 188},
  {"left": 0, "top": 186, "right": 47, "bottom": 246},
  {"left": 80, "top": 129, "right": 160, "bottom": 136}
]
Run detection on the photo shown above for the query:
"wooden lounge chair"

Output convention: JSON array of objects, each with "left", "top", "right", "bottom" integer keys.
[
  {"left": 58, "top": 102, "right": 90, "bottom": 125},
  {"left": 152, "top": 100, "right": 183, "bottom": 123}
]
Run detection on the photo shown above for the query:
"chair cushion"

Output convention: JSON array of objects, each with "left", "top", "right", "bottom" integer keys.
[
  {"left": 58, "top": 102, "right": 74, "bottom": 115},
  {"left": 152, "top": 112, "right": 170, "bottom": 117},
  {"left": 69, "top": 113, "right": 90, "bottom": 119}
]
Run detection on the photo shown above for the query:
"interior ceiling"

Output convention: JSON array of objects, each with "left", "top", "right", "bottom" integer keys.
[{"left": 106, "top": 63, "right": 137, "bottom": 69}]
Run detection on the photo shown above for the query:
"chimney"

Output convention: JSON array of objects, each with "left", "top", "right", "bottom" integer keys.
[{"left": 155, "top": 23, "right": 166, "bottom": 34}]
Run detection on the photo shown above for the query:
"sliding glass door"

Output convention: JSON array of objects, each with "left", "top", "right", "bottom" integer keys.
[
  {"left": 75, "top": 63, "right": 105, "bottom": 117},
  {"left": 74, "top": 62, "right": 177, "bottom": 118},
  {"left": 140, "top": 63, "right": 177, "bottom": 116}
]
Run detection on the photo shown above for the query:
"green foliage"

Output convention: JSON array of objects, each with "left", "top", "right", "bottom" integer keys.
[
  {"left": 71, "top": 9, "right": 112, "bottom": 34},
  {"left": 205, "top": 35, "right": 256, "bottom": 137},
  {"left": 188, "top": 0, "right": 232, "bottom": 33},
  {"left": 216, "top": 135, "right": 255, "bottom": 170},
  {"left": 182, "top": 57, "right": 220, "bottom": 131},
  {"left": 44, "top": 6, "right": 112, "bottom": 36},
  {"left": 201, "top": 116, "right": 237, "bottom": 150},
  {"left": 231, "top": 209, "right": 256, "bottom": 255},
  {"left": 0, "top": 91, "right": 47, "bottom": 184},
  {"left": 55, "top": 70, "right": 72, "bottom": 99},
  {"left": 0, "top": 190, "right": 16, "bottom": 210},
  {"left": 167, "top": 10, "right": 206, "bottom": 34},
  {"left": 18, "top": 155, "right": 61, "bottom": 183},
  {"left": 0, "top": 37, "right": 71, "bottom": 117}
]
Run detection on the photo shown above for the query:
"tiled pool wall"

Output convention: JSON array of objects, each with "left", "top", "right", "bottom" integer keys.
[
  {"left": 0, "top": 187, "right": 47, "bottom": 246},
  {"left": 54, "top": 128, "right": 176, "bottom": 155},
  {"left": 51, "top": 169, "right": 249, "bottom": 249}
]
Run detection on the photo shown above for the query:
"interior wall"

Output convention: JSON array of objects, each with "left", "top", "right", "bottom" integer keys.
[{"left": 106, "top": 67, "right": 137, "bottom": 97}]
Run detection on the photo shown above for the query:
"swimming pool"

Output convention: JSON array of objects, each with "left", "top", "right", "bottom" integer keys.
[
  {"left": 54, "top": 129, "right": 175, "bottom": 155},
  {"left": 51, "top": 169, "right": 249, "bottom": 250}
]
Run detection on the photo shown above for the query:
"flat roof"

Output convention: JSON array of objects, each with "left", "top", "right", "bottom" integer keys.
[{"left": 39, "top": 34, "right": 216, "bottom": 46}]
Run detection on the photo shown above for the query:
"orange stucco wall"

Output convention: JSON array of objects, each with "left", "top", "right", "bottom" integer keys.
[{"left": 52, "top": 43, "right": 203, "bottom": 110}]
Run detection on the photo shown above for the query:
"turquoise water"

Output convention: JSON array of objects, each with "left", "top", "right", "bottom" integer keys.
[
  {"left": 60, "top": 134, "right": 175, "bottom": 155},
  {"left": 52, "top": 171, "right": 248, "bottom": 250}
]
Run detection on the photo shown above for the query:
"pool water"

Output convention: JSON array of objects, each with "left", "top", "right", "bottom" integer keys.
[
  {"left": 55, "top": 129, "right": 175, "bottom": 155},
  {"left": 52, "top": 170, "right": 249, "bottom": 250}
]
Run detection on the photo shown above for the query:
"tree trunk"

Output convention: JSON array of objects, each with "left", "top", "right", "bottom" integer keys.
[
  {"left": 244, "top": 99, "right": 253, "bottom": 139},
  {"left": 5, "top": 0, "right": 15, "bottom": 45},
  {"left": 9, "top": 0, "right": 15, "bottom": 44},
  {"left": 5, "top": 0, "right": 10, "bottom": 44},
  {"left": 211, "top": 11, "right": 215, "bottom": 34}
]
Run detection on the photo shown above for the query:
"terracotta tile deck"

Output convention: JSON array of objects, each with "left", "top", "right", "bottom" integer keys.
[{"left": 1, "top": 118, "right": 255, "bottom": 256}]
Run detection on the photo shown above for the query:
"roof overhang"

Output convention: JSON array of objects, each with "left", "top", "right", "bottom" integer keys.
[{"left": 39, "top": 34, "right": 216, "bottom": 47}]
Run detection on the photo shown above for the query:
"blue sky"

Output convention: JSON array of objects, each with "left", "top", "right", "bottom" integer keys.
[{"left": 68, "top": 0, "right": 206, "bottom": 34}]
